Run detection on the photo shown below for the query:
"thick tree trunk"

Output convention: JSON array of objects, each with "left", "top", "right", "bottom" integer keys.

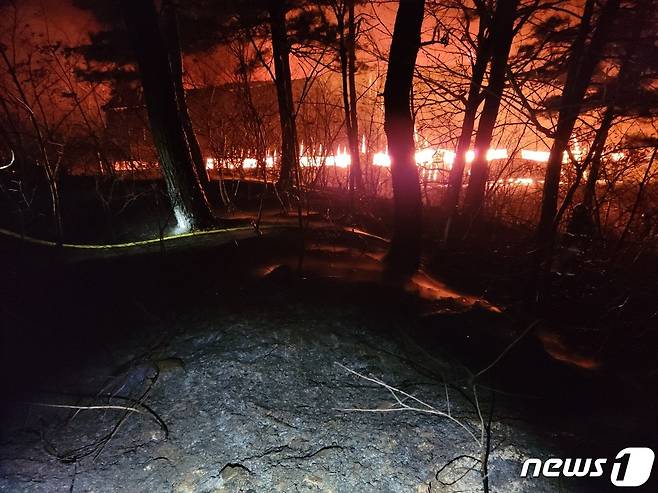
[
  {"left": 383, "top": 0, "right": 425, "bottom": 278},
  {"left": 443, "top": 14, "right": 491, "bottom": 230},
  {"left": 536, "top": 0, "right": 619, "bottom": 251},
  {"left": 269, "top": 1, "right": 298, "bottom": 192},
  {"left": 462, "top": 0, "right": 518, "bottom": 219},
  {"left": 121, "top": 0, "right": 213, "bottom": 231},
  {"left": 162, "top": 1, "right": 216, "bottom": 205}
]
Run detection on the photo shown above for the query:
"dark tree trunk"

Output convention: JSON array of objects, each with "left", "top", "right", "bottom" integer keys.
[
  {"left": 443, "top": 11, "right": 491, "bottom": 235},
  {"left": 582, "top": 106, "right": 614, "bottom": 211},
  {"left": 582, "top": 10, "right": 644, "bottom": 215},
  {"left": 462, "top": 0, "right": 518, "bottom": 219},
  {"left": 162, "top": 1, "right": 217, "bottom": 205},
  {"left": 269, "top": 1, "right": 298, "bottom": 192},
  {"left": 121, "top": 0, "right": 213, "bottom": 231},
  {"left": 383, "top": 0, "right": 425, "bottom": 278},
  {"left": 531, "top": 0, "right": 620, "bottom": 305},
  {"left": 338, "top": 9, "right": 352, "bottom": 178},
  {"left": 347, "top": 0, "right": 363, "bottom": 195},
  {"left": 536, "top": 0, "right": 619, "bottom": 252},
  {"left": 338, "top": 0, "right": 363, "bottom": 200}
]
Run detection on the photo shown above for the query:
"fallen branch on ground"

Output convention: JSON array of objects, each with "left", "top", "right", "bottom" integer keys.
[{"left": 335, "top": 362, "right": 492, "bottom": 492}]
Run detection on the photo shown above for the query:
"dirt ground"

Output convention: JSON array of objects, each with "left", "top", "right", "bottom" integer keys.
[{"left": 0, "top": 223, "right": 655, "bottom": 492}]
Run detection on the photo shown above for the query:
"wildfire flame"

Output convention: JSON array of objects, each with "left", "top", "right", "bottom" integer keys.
[{"left": 134, "top": 140, "right": 626, "bottom": 177}]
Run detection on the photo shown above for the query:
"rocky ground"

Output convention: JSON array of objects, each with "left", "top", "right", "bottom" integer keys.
[{"left": 0, "top": 301, "right": 560, "bottom": 492}]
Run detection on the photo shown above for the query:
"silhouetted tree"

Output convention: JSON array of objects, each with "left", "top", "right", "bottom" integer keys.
[
  {"left": 120, "top": 0, "right": 214, "bottom": 230},
  {"left": 462, "top": 0, "right": 519, "bottom": 220},
  {"left": 383, "top": 0, "right": 425, "bottom": 277},
  {"left": 443, "top": 1, "right": 493, "bottom": 238},
  {"left": 533, "top": 0, "right": 621, "bottom": 300},
  {"left": 162, "top": 1, "right": 216, "bottom": 205},
  {"left": 328, "top": 0, "right": 364, "bottom": 197},
  {"left": 346, "top": 0, "right": 362, "bottom": 196},
  {"left": 74, "top": 0, "right": 226, "bottom": 204},
  {"left": 267, "top": 0, "right": 299, "bottom": 191},
  {"left": 581, "top": 0, "right": 658, "bottom": 215},
  {"left": 225, "top": 0, "right": 327, "bottom": 193}
]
